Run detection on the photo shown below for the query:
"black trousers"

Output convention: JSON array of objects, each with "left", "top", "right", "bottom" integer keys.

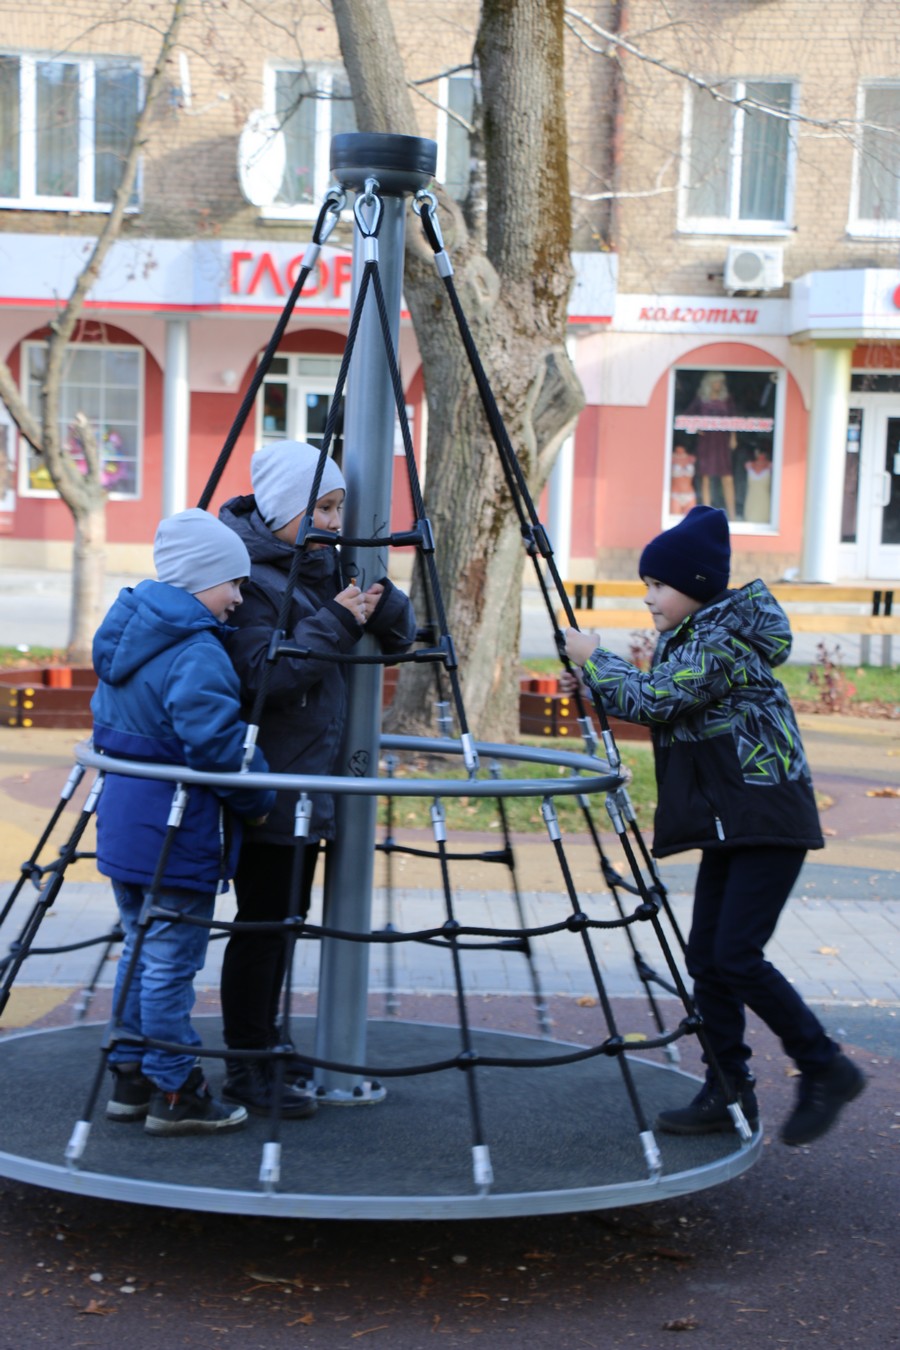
[
  {"left": 220, "top": 838, "right": 321, "bottom": 1052},
  {"left": 686, "top": 846, "right": 837, "bottom": 1080}
]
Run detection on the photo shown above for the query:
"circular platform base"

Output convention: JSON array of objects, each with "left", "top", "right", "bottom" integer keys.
[{"left": 0, "top": 1017, "right": 761, "bottom": 1219}]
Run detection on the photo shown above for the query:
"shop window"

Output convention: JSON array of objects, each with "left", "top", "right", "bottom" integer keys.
[
  {"left": 681, "top": 81, "right": 796, "bottom": 233},
  {"left": 668, "top": 367, "right": 783, "bottom": 530},
  {"left": 21, "top": 342, "right": 142, "bottom": 498},
  {"left": 0, "top": 53, "right": 140, "bottom": 211},
  {"left": 850, "top": 83, "right": 900, "bottom": 236},
  {"left": 436, "top": 71, "right": 475, "bottom": 202},
  {"left": 262, "top": 64, "right": 357, "bottom": 216}
]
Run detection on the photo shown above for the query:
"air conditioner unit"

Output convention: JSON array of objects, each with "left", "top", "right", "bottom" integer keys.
[{"left": 724, "top": 244, "right": 784, "bottom": 295}]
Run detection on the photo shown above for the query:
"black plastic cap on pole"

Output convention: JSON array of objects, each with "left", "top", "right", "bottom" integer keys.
[{"left": 330, "top": 132, "right": 437, "bottom": 196}]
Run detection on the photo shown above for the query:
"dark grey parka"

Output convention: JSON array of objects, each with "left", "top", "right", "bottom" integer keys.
[{"left": 219, "top": 493, "right": 417, "bottom": 844}]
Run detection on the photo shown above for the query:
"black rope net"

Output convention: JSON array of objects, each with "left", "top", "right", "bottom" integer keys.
[{"left": 0, "top": 175, "right": 754, "bottom": 1202}]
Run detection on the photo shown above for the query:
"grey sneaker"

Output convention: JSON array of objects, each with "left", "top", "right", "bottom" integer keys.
[
  {"left": 145, "top": 1066, "right": 248, "bottom": 1136},
  {"left": 106, "top": 1062, "right": 153, "bottom": 1122},
  {"left": 780, "top": 1052, "right": 866, "bottom": 1147},
  {"left": 657, "top": 1074, "right": 759, "bottom": 1135}
]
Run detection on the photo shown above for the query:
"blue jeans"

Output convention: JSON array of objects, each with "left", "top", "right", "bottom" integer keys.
[{"left": 109, "top": 880, "right": 215, "bottom": 1092}]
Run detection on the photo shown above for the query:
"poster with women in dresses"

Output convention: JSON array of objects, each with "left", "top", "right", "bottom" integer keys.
[{"left": 670, "top": 368, "right": 779, "bottom": 524}]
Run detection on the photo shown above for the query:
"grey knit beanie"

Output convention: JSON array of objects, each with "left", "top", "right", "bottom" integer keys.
[
  {"left": 153, "top": 508, "right": 250, "bottom": 594},
  {"left": 251, "top": 440, "right": 346, "bottom": 532}
]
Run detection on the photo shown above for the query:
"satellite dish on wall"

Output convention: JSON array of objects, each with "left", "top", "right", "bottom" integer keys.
[{"left": 238, "top": 110, "right": 287, "bottom": 207}]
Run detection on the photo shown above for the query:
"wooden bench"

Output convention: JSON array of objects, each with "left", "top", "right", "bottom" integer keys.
[{"left": 556, "top": 581, "right": 898, "bottom": 664}]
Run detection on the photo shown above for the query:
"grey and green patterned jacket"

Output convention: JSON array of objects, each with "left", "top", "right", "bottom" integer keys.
[{"left": 581, "top": 580, "right": 825, "bottom": 858}]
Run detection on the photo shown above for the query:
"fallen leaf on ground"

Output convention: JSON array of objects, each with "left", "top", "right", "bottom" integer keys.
[
  {"left": 662, "top": 1315, "right": 698, "bottom": 1331},
  {"left": 866, "top": 787, "right": 900, "bottom": 797},
  {"left": 77, "top": 1299, "right": 113, "bottom": 1316},
  {"left": 818, "top": 946, "right": 840, "bottom": 956}
]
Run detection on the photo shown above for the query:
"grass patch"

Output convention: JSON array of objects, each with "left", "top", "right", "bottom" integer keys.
[
  {"left": 522, "top": 656, "right": 899, "bottom": 708},
  {"left": 0, "top": 646, "right": 64, "bottom": 666},
  {"left": 376, "top": 738, "right": 657, "bottom": 835},
  {"left": 772, "top": 659, "right": 898, "bottom": 705}
]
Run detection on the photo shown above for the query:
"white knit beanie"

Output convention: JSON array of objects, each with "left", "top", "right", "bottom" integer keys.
[
  {"left": 251, "top": 440, "right": 346, "bottom": 531},
  {"left": 153, "top": 508, "right": 251, "bottom": 594}
]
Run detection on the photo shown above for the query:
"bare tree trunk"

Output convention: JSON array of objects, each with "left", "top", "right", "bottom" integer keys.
[
  {"left": 333, "top": 0, "right": 583, "bottom": 741},
  {"left": 69, "top": 503, "right": 108, "bottom": 663}
]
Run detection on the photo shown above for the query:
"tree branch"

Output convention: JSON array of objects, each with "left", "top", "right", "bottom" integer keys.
[
  {"left": 0, "top": 361, "right": 42, "bottom": 452},
  {"left": 51, "top": 0, "right": 189, "bottom": 349},
  {"left": 563, "top": 6, "right": 882, "bottom": 146}
]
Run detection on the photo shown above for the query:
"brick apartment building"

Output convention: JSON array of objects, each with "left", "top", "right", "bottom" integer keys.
[{"left": 0, "top": 0, "right": 898, "bottom": 588}]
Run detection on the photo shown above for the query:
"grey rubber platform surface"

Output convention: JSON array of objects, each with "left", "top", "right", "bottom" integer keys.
[{"left": 0, "top": 1015, "right": 760, "bottom": 1219}]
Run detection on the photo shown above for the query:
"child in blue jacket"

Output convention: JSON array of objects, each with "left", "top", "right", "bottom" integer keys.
[{"left": 91, "top": 508, "right": 279, "bottom": 1136}]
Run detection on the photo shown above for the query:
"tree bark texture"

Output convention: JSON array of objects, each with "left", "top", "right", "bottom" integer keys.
[{"left": 333, "top": 0, "right": 584, "bottom": 741}]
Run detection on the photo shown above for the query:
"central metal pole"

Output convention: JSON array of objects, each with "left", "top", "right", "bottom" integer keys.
[{"left": 314, "top": 133, "right": 436, "bottom": 1102}]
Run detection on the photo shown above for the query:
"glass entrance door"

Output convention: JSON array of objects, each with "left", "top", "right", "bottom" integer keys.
[
  {"left": 866, "top": 409, "right": 900, "bottom": 577},
  {"left": 841, "top": 394, "right": 900, "bottom": 580}
]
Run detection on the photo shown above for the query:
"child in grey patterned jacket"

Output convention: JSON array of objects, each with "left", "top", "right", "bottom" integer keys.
[{"left": 565, "top": 505, "right": 865, "bottom": 1147}]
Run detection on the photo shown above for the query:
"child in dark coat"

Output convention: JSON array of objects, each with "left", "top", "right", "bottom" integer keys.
[
  {"left": 218, "top": 440, "right": 417, "bottom": 1113},
  {"left": 565, "top": 506, "right": 866, "bottom": 1146},
  {"left": 92, "top": 508, "right": 276, "bottom": 1135}
]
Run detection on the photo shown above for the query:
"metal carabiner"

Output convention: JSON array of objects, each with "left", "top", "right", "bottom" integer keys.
[
  {"left": 412, "top": 188, "right": 439, "bottom": 218},
  {"left": 313, "top": 186, "right": 347, "bottom": 246},
  {"left": 413, "top": 188, "right": 444, "bottom": 255},
  {"left": 354, "top": 177, "right": 383, "bottom": 238}
]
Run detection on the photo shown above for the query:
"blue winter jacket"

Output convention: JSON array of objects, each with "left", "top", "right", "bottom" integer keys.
[
  {"left": 219, "top": 494, "right": 418, "bottom": 843},
  {"left": 91, "top": 580, "right": 276, "bottom": 891}
]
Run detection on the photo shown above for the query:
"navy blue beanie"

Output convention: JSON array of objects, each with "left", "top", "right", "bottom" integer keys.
[{"left": 638, "top": 505, "right": 731, "bottom": 602}]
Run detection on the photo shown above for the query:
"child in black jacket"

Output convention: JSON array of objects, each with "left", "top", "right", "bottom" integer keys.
[{"left": 218, "top": 440, "right": 416, "bottom": 1116}]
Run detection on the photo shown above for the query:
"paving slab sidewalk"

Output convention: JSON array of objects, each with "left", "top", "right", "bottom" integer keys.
[{"left": 1, "top": 715, "right": 898, "bottom": 1021}]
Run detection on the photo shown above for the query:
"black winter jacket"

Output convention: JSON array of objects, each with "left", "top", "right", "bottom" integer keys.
[
  {"left": 580, "top": 580, "right": 825, "bottom": 858},
  {"left": 219, "top": 494, "right": 417, "bottom": 844}
]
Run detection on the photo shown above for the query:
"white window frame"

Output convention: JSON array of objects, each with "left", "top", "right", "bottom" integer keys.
[
  {"left": 0, "top": 51, "right": 142, "bottom": 213},
  {"left": 18, "top": 339, "right": 145, "bottom": 501},
  {"left": 435, "top": 70, "right": 475, "bottom": 202},
  {"left": 848, "top": 81, "right": 900, "bottom": 239},
  {"left": 259, "top": 64, "right": 355, "bottom": 221},
  {"left": 679, "top": 79, "right": 798, "bottom": 237},
  {"left": 256, "top": 354, "right": 344, "bottom": 449}
]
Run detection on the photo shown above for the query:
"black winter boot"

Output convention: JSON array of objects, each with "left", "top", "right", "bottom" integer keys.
[
  {"left": 657, "top": 1073, "right": 759, "bottom": 1135},
  {"left": 223, "top": 1058, "right": 317, "bottom": 1119},
  {"left": 780, "top": 1052, "right": 866, "bottom": 1146}
]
